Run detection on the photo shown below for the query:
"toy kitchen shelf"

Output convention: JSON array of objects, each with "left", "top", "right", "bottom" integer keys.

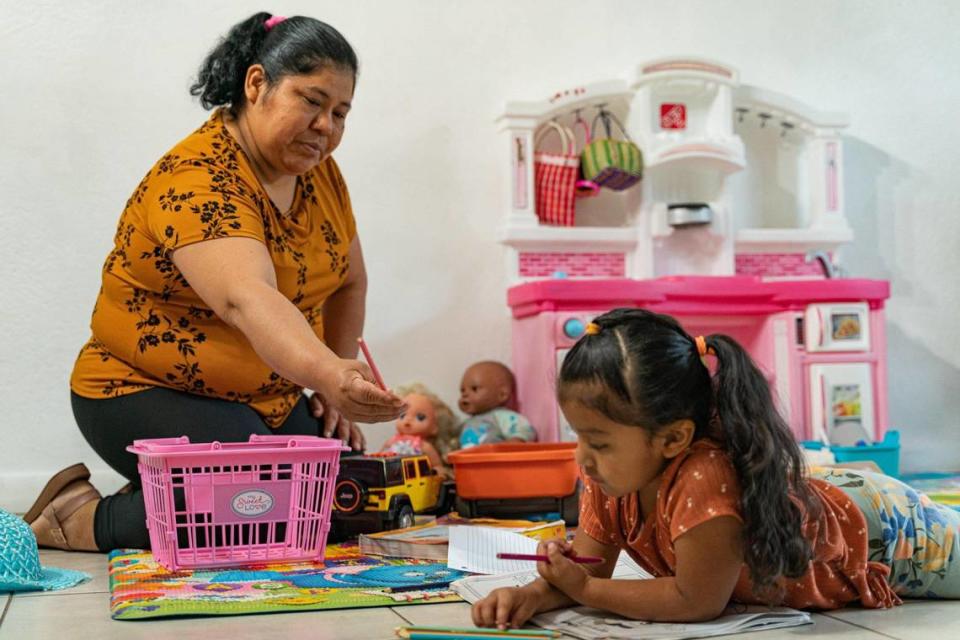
[
  {"left": 496, "top": 57, "right": 853, "bottom": 283},
  {"left": 496, "top": 57, "right": 890, "bottom": 448}
]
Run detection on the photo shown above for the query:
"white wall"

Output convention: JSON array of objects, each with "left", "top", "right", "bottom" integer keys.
[{"left": 2, "top": 0, "right": 959, "bottom": 511}]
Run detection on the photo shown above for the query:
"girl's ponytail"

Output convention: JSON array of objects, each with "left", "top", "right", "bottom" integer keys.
[{"left": 706, "top": 334, "right": 817, "bottom": 594}]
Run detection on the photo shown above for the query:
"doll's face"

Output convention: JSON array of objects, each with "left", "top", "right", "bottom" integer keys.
[
  {"left": 458, "top": 363, "right": 511, "bottom": 416},
  {"left": 396, "top": 394, "right": 437, "bottom": 437}
]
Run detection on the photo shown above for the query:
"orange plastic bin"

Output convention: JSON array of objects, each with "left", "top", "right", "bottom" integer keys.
[{"left": 447, "top": 442, "right": 580, "bottom": 523}]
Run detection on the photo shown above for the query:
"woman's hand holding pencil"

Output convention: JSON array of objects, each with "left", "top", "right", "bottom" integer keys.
[{"left": 311, "top": 337, "right": 405, "bottom": 424}]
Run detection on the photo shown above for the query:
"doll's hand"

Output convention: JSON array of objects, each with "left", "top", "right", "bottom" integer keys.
[
  {"left": 536, "top": 540, "right": 590, "bottom": 599},
  {"left": 309, "top": 392, "right": 367, "bottom": 451}
]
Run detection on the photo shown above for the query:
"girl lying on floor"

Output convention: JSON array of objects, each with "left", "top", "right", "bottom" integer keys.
[{"left": 473, "top": 308, "right": 960, "bottom": 629}]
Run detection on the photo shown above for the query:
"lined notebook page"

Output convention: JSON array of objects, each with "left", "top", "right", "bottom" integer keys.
[
  {"left": 447, "top": 526, "right": 541, "bottom": 574},
  {"left": 451, "top": 552, "right": 652, "bottom": 603}
]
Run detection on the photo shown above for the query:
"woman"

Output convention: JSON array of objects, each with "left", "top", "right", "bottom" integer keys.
[{"left": 23, "top": 12, "right": 403, "bottom": 552}]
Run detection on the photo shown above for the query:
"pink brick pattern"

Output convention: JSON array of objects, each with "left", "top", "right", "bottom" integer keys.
[
  {"left": 519, "top": 252, "right": 626, "bottom": 278},
  {"left": 735, "top": 253, "right": 828, "bottom": 277}
]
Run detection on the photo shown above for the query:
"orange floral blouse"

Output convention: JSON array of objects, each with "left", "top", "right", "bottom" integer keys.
[
  {"left": 579, "top": 439, "right": 900, "bottom": 610},
  {"left": 70, "top": 110, "right": 356, "bottom": 427}
]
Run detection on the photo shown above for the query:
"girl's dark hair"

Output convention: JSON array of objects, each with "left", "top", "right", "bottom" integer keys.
[
  {"left": 190, "top": 12, "right": 358, "bottom": 113},
  {"left": 558, "top": 308, "right": 818, "bottom": 597}
]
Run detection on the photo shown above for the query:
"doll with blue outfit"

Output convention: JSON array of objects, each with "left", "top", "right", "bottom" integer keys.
[{"left": 457, "top": 361, "right": 536, "bottom": 448}]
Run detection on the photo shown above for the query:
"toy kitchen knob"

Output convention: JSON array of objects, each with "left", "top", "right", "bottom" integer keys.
[{"left": 563, "top": 318, "right": 586, "bottom": 339}]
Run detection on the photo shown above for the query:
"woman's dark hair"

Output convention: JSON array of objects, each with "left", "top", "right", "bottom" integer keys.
[
  {"left": 190, "top": 12, "right": 358, "bottom": 113},
  {"left": 558, "top": 308, "right": 818, "bottom": 598}
]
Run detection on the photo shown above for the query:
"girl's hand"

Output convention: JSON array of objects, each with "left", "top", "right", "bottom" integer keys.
[
  {"left": 308, "top": 393, "right": 366, "bottom": 451},
  {"left": 536, "top": 539, "right": 590, "bottom": 599},
  {"left": 471, "top": 584, "right": 544, "bottom": 630},
  {"left": 314, "top": 359, "right": 405, "bottom": 424}
]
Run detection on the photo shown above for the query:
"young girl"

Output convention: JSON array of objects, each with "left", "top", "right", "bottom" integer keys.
[{"left": 472, "top": 308, "right": 960, "bottom": 629}]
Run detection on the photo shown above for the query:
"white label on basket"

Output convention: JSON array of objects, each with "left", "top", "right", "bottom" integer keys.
[{"left": 230, "top": 489, "right": 275, "bottom": 517}]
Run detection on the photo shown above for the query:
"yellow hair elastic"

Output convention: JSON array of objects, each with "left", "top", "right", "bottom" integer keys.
[
  {"left": 694, "top": 335, "right": 715, "bottom": 357},
  {"left": 584, "top": 322, "right": 601, "bottom": 336}
]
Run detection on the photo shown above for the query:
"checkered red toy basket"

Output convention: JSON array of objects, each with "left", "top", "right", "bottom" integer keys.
[{"left": 533, "top": 121, "right": 578, "bottom": 226}]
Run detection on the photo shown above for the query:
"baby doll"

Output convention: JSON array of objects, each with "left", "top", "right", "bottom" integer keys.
[
  {"left": 457, "top": 361, "right": 536, "bottom": 449},
  {"left": 380, "top": 383, "right": 457, "bottom": 474}
]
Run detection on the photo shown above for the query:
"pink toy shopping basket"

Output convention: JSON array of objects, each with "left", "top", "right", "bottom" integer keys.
[{"left": 126, "top": 435, "right": 347, "bottom": 571}]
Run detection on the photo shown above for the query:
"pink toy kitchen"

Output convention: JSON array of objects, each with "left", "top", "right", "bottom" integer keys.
[{"left": 497, "top": 57, "right": 891, "bottom": 457}]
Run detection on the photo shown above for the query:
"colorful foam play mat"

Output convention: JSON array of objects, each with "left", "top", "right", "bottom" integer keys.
[
  {"left": 902, "top": 472, "right": 960, "bottom": 511},
  {"left": 109, "top": 542, "right": 467, "bottom": 620}
]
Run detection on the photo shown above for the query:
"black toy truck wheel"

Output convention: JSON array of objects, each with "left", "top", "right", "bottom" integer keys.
[
  {"left": 390, "top": 503, "right": 415, "bottom": 530},
  {"left": 435, "top": 482, "right": 456, "bottom": 515},
  {"left": 454, "top": 496, "right": 475, "bottom": 518}
]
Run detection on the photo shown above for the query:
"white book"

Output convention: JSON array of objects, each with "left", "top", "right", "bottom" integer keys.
[
  {"left": 450, "top": 561, "right": 811, "bottom": 640},
  {"left": 532, "top": 605, "right": 812, "bottom": 640}
]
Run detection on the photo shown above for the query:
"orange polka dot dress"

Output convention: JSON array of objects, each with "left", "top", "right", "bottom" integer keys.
[
  {"left": 579, "top": 439, "right": 901, "bottom": 609},
  {"left": 70, "top": 109, "right": 356, "bottom": 427}
]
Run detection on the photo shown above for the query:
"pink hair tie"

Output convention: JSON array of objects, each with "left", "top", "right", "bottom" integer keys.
[{"left": 264, "top": 15, "right": 287, "bottom": 31}]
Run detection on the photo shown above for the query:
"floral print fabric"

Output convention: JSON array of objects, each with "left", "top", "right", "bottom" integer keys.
[{"left": 815, "top": 467, "right": 960, "bottom": 598}]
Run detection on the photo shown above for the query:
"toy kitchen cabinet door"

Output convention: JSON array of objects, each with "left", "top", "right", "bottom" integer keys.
[{"left": 809, "top": 362, "right": 875, "bottom": 447}]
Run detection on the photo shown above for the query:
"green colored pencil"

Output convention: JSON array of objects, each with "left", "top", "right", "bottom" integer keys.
[{"left": 395, "top": 625, "right": 560, "bottom": 639}]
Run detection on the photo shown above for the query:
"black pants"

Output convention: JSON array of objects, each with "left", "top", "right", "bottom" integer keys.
[{"left": 72, "top": 388, "right": 332, "bottom": 551}]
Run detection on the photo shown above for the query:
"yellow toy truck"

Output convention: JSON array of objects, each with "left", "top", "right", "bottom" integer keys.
[{"left": 330, "top": 453, "right": 455, "bottom": 539}]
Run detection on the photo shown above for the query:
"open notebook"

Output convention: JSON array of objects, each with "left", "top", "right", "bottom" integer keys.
[
  {"left": 450, "top": 560, "right": 812, "bottom": 640},
  {"left": 530, "top": 606, "right": 812, "bottom": 640}
]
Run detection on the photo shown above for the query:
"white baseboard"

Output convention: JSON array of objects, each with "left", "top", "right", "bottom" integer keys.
[{"left": 0, "top": 468, "right": 129, "bottom": 514}]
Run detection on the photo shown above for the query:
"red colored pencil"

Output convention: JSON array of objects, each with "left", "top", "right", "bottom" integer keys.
[
  {"left": 357, "top": 337, "right": 387, "bottom": 391},
  {"left": 496, "top": 552, "right": 603, "bottom": 564}
]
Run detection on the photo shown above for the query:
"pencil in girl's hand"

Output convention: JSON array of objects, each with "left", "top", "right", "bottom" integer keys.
[
  {"left": 357, "top": 337, "right": 387, "bottom": 390},
  {"left": 497, "top": 552, "right": 603, "bottom": 564}
]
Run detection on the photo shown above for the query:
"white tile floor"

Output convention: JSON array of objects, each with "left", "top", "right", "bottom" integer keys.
[{"left": 2, "top": 550, "right": 959, "bottom": 639}]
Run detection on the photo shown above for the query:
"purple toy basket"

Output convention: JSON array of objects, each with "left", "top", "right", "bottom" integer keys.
[{"left": 126, "top": 435, "right": 348, "bottom": 571}]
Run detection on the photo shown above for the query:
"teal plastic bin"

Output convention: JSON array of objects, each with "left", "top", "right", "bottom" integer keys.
[{"left": 801, "top": 430, "right": 900, "bottom": 477}]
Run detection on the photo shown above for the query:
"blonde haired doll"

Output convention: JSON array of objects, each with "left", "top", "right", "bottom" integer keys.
[{"left": 380, "top": 383, "right": 457, "bottom": 475}]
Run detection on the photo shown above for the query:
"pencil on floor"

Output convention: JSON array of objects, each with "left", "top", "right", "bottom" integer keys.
[
  {"left": 395, "top": 626, "right": 560, "bottom": 639},
  {"left": 384, "top": 581, "right": 452, "bottom": 593}
]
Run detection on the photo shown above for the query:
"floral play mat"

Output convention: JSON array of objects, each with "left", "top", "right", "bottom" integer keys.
[{"left": 109, "top": 542, "right": 467, "bottom": 620}]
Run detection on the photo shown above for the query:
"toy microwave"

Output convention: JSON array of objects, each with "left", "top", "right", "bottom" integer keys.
[{"left": 804, "top": 303, "right": 871, "bottom": 352}]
